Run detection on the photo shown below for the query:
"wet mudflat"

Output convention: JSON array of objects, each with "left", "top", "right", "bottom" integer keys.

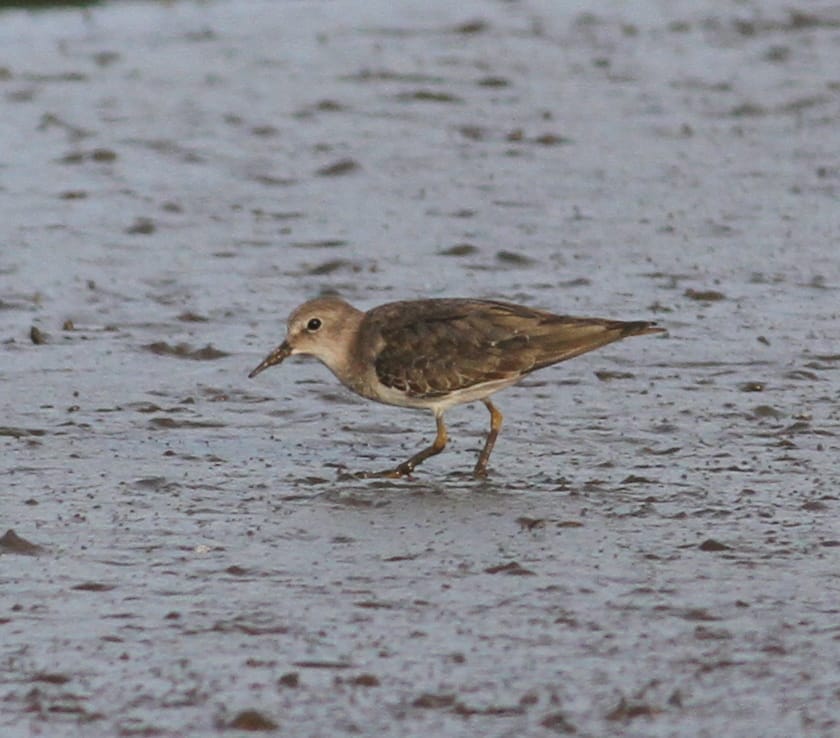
[{"left": 1, "top": 0, "right": 839, "bottom": 736}]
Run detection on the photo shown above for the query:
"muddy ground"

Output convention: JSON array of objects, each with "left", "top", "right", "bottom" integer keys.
[{"left": 1, "top": 0, "right": 838, "bottom": 736}]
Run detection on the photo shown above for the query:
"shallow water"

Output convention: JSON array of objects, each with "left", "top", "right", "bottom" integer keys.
[{"left": 1, "top": 0, "right": 839, "bottom": 736}]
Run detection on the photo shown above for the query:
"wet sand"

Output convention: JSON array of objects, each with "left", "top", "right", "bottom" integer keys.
[{"left": 1, "top": 1, "right": 838, "bottom": 736}]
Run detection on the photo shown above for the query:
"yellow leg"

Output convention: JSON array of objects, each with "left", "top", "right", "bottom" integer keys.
[
  {"left": 390, "top": 412, "right": 448, "bottom": 477},
  {"left": 474, "top": 400, "right": 503, "bottom": 477},
  {"left": 354, "top": 412, "right": 448, "bottom": 479}
]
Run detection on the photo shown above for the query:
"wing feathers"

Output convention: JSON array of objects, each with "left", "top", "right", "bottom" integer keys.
[{"left": 368, "top": 300, "right": 661, "bottom": 398}]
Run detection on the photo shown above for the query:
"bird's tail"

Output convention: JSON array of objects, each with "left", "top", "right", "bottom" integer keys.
[
  {"left": 527, "top": 318, "right": 665, "bottom": 370},
  {"left": 616, "top": 321, "right": 666, "bottom": 338}
]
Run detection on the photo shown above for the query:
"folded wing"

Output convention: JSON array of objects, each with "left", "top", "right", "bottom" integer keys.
[{"left": 369, "top": 299, "right": 662, "bottom": 398}]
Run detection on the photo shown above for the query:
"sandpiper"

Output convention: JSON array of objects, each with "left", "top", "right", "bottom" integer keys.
[{"left": 249, "top": 296, "right": 664, "bottom": 477}]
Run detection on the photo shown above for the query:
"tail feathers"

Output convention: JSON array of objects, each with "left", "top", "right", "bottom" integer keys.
[
  {"left": 527, "top": 319, "right": 665, "bottom": 371},
  {"left": 615, "top": 321, "right": 666, "bottom": 338}
]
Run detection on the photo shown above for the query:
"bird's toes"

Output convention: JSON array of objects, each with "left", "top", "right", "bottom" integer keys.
[{"left": 346, "top": 467, "right": 412, "bottom": 480}]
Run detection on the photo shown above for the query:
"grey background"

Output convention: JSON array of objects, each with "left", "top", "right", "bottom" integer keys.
[{"left": 1, "top": 1, "right": 838, "bottom": 736}]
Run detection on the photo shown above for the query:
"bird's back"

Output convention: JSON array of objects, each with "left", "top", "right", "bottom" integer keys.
[{"left": 362, "top": 299, "right": 662, "bottom": 398}]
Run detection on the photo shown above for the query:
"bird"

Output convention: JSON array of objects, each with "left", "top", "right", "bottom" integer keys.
[{"left": 248, "top": 296, "right": 664, "bottom": 478}]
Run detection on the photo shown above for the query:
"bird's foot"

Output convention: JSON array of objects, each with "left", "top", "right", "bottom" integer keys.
[{"left": 344, "top": 463, "right": 414, "bottom": 480}]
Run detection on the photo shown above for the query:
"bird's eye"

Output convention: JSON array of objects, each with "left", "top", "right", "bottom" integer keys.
[{"left": 306, "top": 318, "right": 322, "bottom": 332}]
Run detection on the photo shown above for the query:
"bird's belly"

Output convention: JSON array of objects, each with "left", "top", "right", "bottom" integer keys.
[{"left": 362, "top": 376, "right": 521, "bottom": 412}]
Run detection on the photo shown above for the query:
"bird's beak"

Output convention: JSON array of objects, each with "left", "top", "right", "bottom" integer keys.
[{"left": 248, "top": 340, "right": 292, "bottom": 378}]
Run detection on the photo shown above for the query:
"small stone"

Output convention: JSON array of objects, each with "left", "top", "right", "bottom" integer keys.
[
  {"left": 699, "top": 538, "right": 731, "bottom": 552},
  {"left": 225, "top": 709, "right": 278, "bottom": 731},
  {"left": 316, "top": 158, "right": 360, "bottom": 177},
  {"left": 277, "top": 672, "right": 299, "bottom": 688},
  {"left": 30, "top": 326, "right": 47, "bottom": 344}
]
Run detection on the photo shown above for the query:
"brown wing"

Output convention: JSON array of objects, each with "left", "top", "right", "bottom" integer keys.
[{"left": 368, "top": 299, "right": 662, "bottom": 398}]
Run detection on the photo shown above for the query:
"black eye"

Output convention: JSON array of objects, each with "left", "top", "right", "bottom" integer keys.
[{"left": 306, "top": 317, "right": 322, "bottom": 332}]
